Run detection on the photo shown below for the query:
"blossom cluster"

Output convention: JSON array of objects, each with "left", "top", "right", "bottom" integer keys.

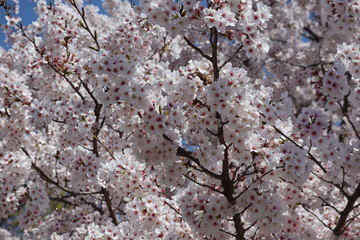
[{"left": 0, "top": 0, "right": 360, "bottom": 239}]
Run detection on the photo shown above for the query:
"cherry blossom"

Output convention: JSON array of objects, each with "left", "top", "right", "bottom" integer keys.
[{"left": 0, "top": 0, "right": 360, "bottom": 239}]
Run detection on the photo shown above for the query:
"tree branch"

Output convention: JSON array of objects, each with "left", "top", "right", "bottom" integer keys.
[
  {"left": 101, "top": 187, "right": 118, "bottom": 225},
  {"left": 68, "top": 0, "right": 100, "bottom": 51},
  {"left": 183, "top": 36, "right": 212, "bottom": 61},
  {"left": 302, "top": 204, "right": 334, "bottom": 231},
  {"left": 337, "top": 101, "right": 360, "bottom": 140},
  {"left": 219, "top": 44, "right": 243, "bottom": 70},
  {"left": 333, "top": 182, "right": 360, "bottom": 236},
  {"left": 273, "top": 126, "right": 327, "bottom": 173}
]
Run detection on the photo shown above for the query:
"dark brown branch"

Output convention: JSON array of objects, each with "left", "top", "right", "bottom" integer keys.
[
  {"left": 21, "top": 147, "right": 31, "bottom": 159},
  {"left": 341, "top": 167, "right": 346, "bottom": 189},
  {"left": 79, "top": 79, "right": 103, "bottom": 157},
  {"left": 32, "top": 163, "right": 70, "bottom": 193},
  {"left": 273, "top": 126, "right": 303, "bottom": 149},
  {"left": 313, "top": 195, "right": 340, "bottom": 214},
  {"left": 68, "top": 0, "right": 100, "bottom": 51},
  {"left": 353, "top": 203, "right": 360, "bottom": 210},
  {"left": 79, "top": 196, "right": 105, "bottom": 214},
  {"left": 183, "top": 174, "right": 223, "bottom": 194},
  {"left": 158, "top": 32, "right": 169, "bottom": 61},
  {"left": 233, "top": 213, "right": 246, "bottom": 240},
  {"left": 31, "top": 163, "right": 102, "bottom": 196},
  {"left": 183, "top": 36, "right": 212, "bottom": 61},
  {"left": 91, "top": 133, "right": 118, "bottom": 161},
  {"left": 311, "top": 171, "right": 349, "bottom": 198},
  {"left": 101, "top": 187, "right": 118, "bottom": 225},
  {"left": 273, "top": 126, "right": 327, "bottom": 173},
  {"left": 14, "top": 24, "right": 86, "bottom": 101},
  {"left": 169, "top": 140, "right": 222, "bottom": 179},
  {"left": 219, "top": 44, "right": 243, "bottom": 70},
  {"left": 333, "top": 182, "right": 360, "bottom": 236},
  {"left": 234, "top": 184, "right": 252, "bottom": 200},
  {"left": 246, "top": 220, "right": 258, "bottom": 231},
  {"left": 210, "top": 27, "right": 219, "bottom": 81},
  {"left": 46, "top": 62, "right": 86, "bottom": 101},
  {"left": 114, "top": 197, "right": 124, "bottom": 213},
  {"left": 272, "top": 233, "right": 280, "bottom": 240},
  {"left": 80, "top": 80, "right": 118, "bottom": 161},
  {"left": 176, "top": 146, "right": 221, "bottom": 179},
  {"left": 238, "top": 203, "right": 252, "bottom": 216},
  {"left": 52, "top": 119, "right": 68, "bottom": 124},
  {"left": 32, "top": 163, "right": 106, "bottom": 215},
  {"left": 175, "top": 27, "right": 248, "bottom": 238},
  {"left": 337, "top": 101, "right": 360, "bottom": 139},
  {"left": 302, "top": 204, "right": 334, "bottom": 231},
  {"left": 302, "top": 26, "right": 322, "bottom": 42},
  {"left": 219, "top": 229, "right": 236, "bottom": 237},
  {"left": 342, "top": 211, "right": 360, "bottom": 235},
  {"left": 215, "top": 111, "right": 248, "bottom": 239},
  {"left": 164, "top": 200, "right": 183, "bottom": 217},
  {"left": 80, "top": 75, "right": 120, "bottom": 227},
  {"left": 233, "top": 165, "right": 254, "bottom": 186}
]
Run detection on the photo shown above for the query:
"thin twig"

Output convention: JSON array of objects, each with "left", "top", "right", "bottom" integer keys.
[
  {"left": 219, "top": 44, "right": 243, "bottom": 69},
  {"left": 183, "top": 36, "right": 212, "bottom": 61},
  {"left": 273, "top": 126, "right": 327, "bottom": 173},
  {"left": 164, "top": 200, "right": 183, "bottom": 217},
  {"left": 219, "top": 229, "right": 236, "bottom": 237},
  {"left": 183, "top": 174, "right": 223, "bottom": 194},
  {"left": 313, "top": 195, "right": 340, "bottom": 214},
  {"left": 311, "top": 171, "right": 349, "bottom": 198},
  {"left": 100, "top": 187, "right": 118, "bottom": 225},
  {"left": 337, "top": 101, "right": 360, "bottom": 139},
  {"left": 68, "top": 0, "right": 100, "bottom": 51},
  {"left": 210, "top": 27, "right": 219, "bottom": 81},
  {"left": 302, "top": 204, "right": 333, "bottom": 231}
]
